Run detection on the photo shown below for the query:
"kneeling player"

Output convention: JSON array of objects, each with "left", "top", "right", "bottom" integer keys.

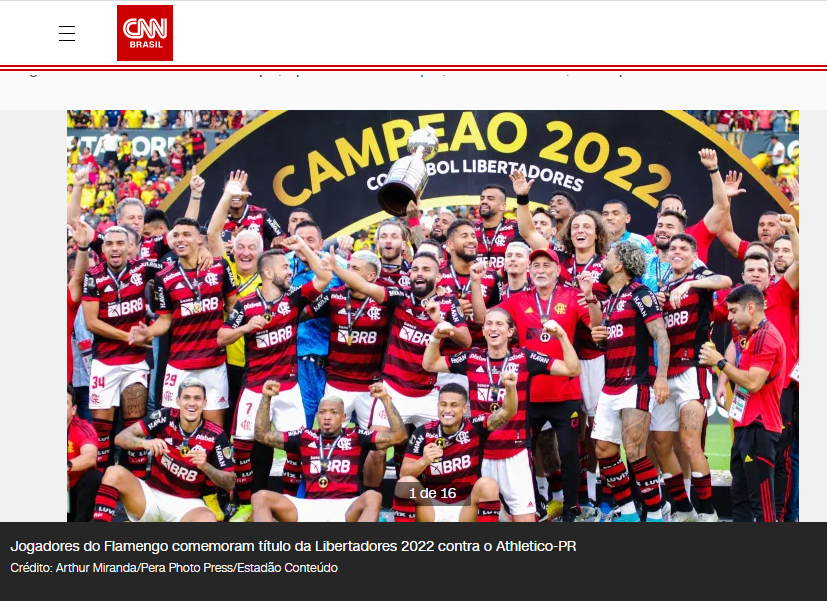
[
  {"left": 392, "top": 376, "right": 519, "bottom": 522},
  {"left": 252, "top": 381, "right": 407, "bottom": 522},
  {"left": 91, "top": 378, "right": 235, "bottom": 523}
]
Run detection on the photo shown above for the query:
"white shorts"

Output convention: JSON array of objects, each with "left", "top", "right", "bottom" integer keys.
[
  {"left": 651, "top": 368, "right": 713, "bottom": 433},
  {"left": 323, "top": 383, "right": 390, "bottom": 430},
  {"left": 234, "top": 384, "right": 305, "bottom": 440},
  {"left": 593, "top": 385, "right": 653, "bottom": 445},
  {"left": 89, "top": 360, "right": 149, "bottom": 410},
  {"left": 384, "top": 381, "right": 439, "bottom": 427},
  {"left": 127, "top": 480, "right": 206, "bottom": 523},
  {"left": 162, "top": 363, "right": 229, "bottom": 411},
  {"left": 579, "top": 356, "right": 605, "bottom": 418},
  {"left": 482, "top": 449, "right": 534, "bottom": 515},
  {"left": 286, "top": 496, "right": 357, "bottom": 522},
  {"left": 432, "top": 504, "right": 465, "bottom": 523}
]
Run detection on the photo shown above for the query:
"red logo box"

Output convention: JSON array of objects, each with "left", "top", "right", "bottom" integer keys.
[{"left": 117, "top": 5, "right": 173, "bottom": 61}]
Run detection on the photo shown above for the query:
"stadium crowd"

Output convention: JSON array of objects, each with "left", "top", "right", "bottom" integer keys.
[{"left": 66, "top": 116, "right": 800, "bottom": 523}]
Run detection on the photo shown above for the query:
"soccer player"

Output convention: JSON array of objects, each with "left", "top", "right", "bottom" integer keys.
[
  {"left": 500, "top": 241, "right": 532, "bottom": 299},
  {"left": 418, "top": 238, "right": 445, "bottom": 263},
  {"left": 589, "top": 242, "right": 670, "bottom": 522},
  {"left": 68, "top": 219, "right": 92, "bottom": 384},
  {"left": 301, "top": 249, "right": 392, "bottom": 492},
  {"left": 512, "top": 170, "right": 572, "bottom": 253},
  {"left": 67, "top": 385, "right": 101, "bottom": 522},
  {"left": 374, "top": 220, "right": 411, "bottom": 288},
  {"left": 423, "top": 309, "right": 581, "bottom": 521},
  {"left": 645, "top": 150, "right": 734, "bottom": 266},
  {"left": 91, "top": 378, "right": 235, "bottom": 523},
  {"left": 473, "top": 183, "right": 525, "bottom": 270},
  {"left": 217, "top": 238, "right": 332, "bottom": 521},
  {"left": 393, "top": 378, "right": 519, "bottom": 522},
  {"left": 82, "top": 227, "right": 166, "bottom": 476},
  {"left": 547, "top": 190, "right": 577, "bottom": 234},
  {"left": 286, "top": 208, "right": 313, "bottom": 236},
  {"left": 129, "top": 217, "right": 238, "bottom": 428},
  {"left": 650, "top": 233, "right": 732, "bottom": 522},
  {"left": 601, "top": 200, "right": 655, "bottom": 254},
  {"left": 643, "top": 210, "right": 706, "bottom": 294},
  {"left": 699, "top": 285, "right": 786, "bottom": 522},
  {"left": 220, "top": 171, "right": 284, "bottom": 248},
  {"left": 471, "top": 247, "right": 602, "bottom": 519},
  {"left": 251, "top": 381, "right": 407, "bottom": 522},
  {"left": 429, "top": 210, "right": 457, "bottom": 245}
]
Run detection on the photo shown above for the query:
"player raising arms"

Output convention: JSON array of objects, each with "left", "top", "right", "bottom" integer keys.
[
  {"left": 251, "top": 381, "right": 407, "bottom": 522},
  {"left": 217, "top": 237, "right": 332, "bottom": 521},
  {"left": 392, "top": 377, "right": 519, "bottom": 523},
  {"left": 650, "top": 233, "right": 732, "bottom": 522},
  {"left": 91, "top": 378, "right": 235, "bottom": 523},
  {"left": 423, "top": 309, "right": 580, "bottom": 521}
]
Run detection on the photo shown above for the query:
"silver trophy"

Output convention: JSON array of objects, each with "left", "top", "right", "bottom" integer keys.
[{"left": 377, "top": 127, "right": 439, "bottom": 216}]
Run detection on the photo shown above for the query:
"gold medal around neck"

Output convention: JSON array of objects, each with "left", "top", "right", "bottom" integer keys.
[
  {"left": 347, "top": 334, "right": 353, "bottom": 346},
  {"left": 489, "top": 402, "right": 500, "bottom": 412},
  {"left": 192, "top": 302, "right": 202, "bottom": 314},
  {"left": 263, "top": 312, "right": 272, "bottom": 322},
  {"left": 434, "top": 438, "right": 446, "bottom": 448},
  {"left": 318, "top": 476, "right": 329, "bottom": 489}
]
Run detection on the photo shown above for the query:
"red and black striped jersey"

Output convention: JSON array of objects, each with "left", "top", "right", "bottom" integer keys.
[
  {"left": 139, "top": 234, "right": 171, "bottom": 260},
  {"left": 497, "top": 286, "right": 590, "bottom": 402},
  {"left": 82, "top": 258, "right": 164, "bottom": 365},
  {"left": 474, "top": 218, "right": 525, "bottom": 271},
  {"left": 661, "top": 267, "right": 716, "bottom": 376},
  {"left": 154, "top": 258, "right": 237, "bottom": 371},
  {"left": 406, "top": 415, "right": 489, "bottom": 504},
  {"left": 283, "top": 427, "right": 378, "bottom": 499},
  {"left": 383, "top": 289, "right": 469, "bottom": 397},
  {"left": 140, "top": 408, "right": 234, "bottom": 499},
  {"left": 498, "top": 278, "right": 534, "bottom": 302},
  {"left": 222, "top": 281, "right": 321, "bottom": 391},
  {"left": 558, "top": 252, "right": 608, "bottom": 361},
  {"left": 448, "top": 347, "right": 550, "bottom": 459},
  {"left": 376, "top": 261, "right": 411, "bottom": 289},
  {"left": 305, "top": 285, "right": 388, "bottom": 391},
  {"left": 223, "top": 203, "right": 284, "bottom": 246},
  {"left": 437, "top": 262, "right": 501, "bottom": 346},
  {"left": 602, "top": 282, "right": 662, "bottom": 394}
]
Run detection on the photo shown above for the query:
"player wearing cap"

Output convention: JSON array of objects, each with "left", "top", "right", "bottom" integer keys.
[
  {"left": 650, "top": 233, "right": 732, "bottom": 522},
  {"left": 699, "top": 285, "right": 786, "bottom": 522},
  {"left": 91, "top": 378, "right": 235, "bottom": 523},
  {"left": 304, "top": 249, "right": 394, "bottom": 492},
  {"left": 471, "top": 246, "right": 602, "bottom": 520},
  {"left": 423, "top": 308, "right": 580, "bottom": 521},
  {"left": 251, "top": 381, "right": 407, "bottom": 522},
  {"left": 392, "top": 379, "right": 519, "bottom": 523},
  {"left": 590, "top": 242, "right": 670, "bottom": 522},
  {"left": 473, "top": 183, "right": 525, "bottom": 270}
]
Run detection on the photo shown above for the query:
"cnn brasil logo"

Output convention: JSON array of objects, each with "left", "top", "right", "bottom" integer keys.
[{"left": 117, "top": 5, "right": 173, "bottom": 61}]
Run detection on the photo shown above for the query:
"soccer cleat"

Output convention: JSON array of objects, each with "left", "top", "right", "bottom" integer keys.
[
  {"left": 614, "top": 512, "right": 641, "bottom": 523},
  {"left": 204, "top": 494, "right": 224, "bottom": 522},
  {"left": 576, "top": 502, "right": 597, "bottom": 522},
  {"left": 229, "top": 503, "right": 253, "bottom": 523},
  {"left": 672, "top": 509, "right": 699, "bottom": 523},
  {"left": 560, "top": 509, "right": 576, "bottom": 522},
  {"left": 697, "top": 510, "right": 719, "bottom": 522},
  {"left": 596, "top": 502, "right": 615, "bottom": 522},
  {"left": 546, "top": 500, "right": 564, "bottom": 522},
  {"left": 661, "top": 500, "right": 672, "bottom": 522}
]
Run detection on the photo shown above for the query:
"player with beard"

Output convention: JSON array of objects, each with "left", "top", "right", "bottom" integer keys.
[
  {"left": 91, "top": 378, "right": 235, "bottom": 523},
  {"left": 474, "top": 183, "right": 525, "bottom": 270},
  {"left": 714, "top": 215, "right": 798, "bottom": 520},
  {"left": 556, "top": 209, "right": 610, "bottom": 513},
  {"left": 699, "top": 286, "right": 786, "bottom": 522},
  {"left": 500, "top": 241, "right": 532, "bottom": 299},
  {"left": 644, "top": 150, "right": 737, "bottom": 265},
  {"left": 601, "top": 200, "right": 654, "bottom": 254},
  {"left": 217, "top": 239, "right": 331, "bottom": 522},
  {"left": 650, "top": 233, "right": 732, "bottom": 522},
  {"left": 590, "top": 242, "right": 670, "bottom": 522},
  {"left": 393, "top": 380, "right": 517, "bottom": 522},
  {"left": 719, "top": 209, "right": 786, "bottom": 262},
  {"left": 471, "top": 247, "right": 602, "bottom": 520},
  {"left": 643, "top": 210, "right": 707, "bottom": 294},
  {"left": 82, "top": 227, "right": 166, "bottom": 477},
  {"left": 252, "top": 381, "right": 407, "bottom": 522},
  {"left": 374, "top": 221, "right": 411, "bottom": 288},
  {"left": 430, "top": 210, "right": 457, "bottom": 245},
  {"left": 423, "top": 309, "right": 580, "bottom": 521}
]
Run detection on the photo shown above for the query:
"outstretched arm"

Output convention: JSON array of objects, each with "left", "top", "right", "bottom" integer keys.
[
  {"left": 422, "top": 331, "right": 451, "bottom": 373},
  {"left": 323, "top": 248, "right": 387, "bottom": 303},
  {"left": 282, "top": 237, "right": 333, "bottom": 293},
  {"left": 208, "top": 170, "right": 251, "bottom": 257},
  {"left": 254, "top": 381, "right": 286, "bottom": 449},
  {"left": 511, "top": 170, "right": 548, "bottom": 251},
  {"left": 184, "top": 165, "right": 204, "bottom": 220},
  {"left": 778, "top": 213, "right": 799, "bottom": 290},
  {"left": 69, "top": 219, "right": 92, "bottom": 303},
  {"left": 698, "top": 149, "right": 732, "bottom": 234},
  {"left": 66, "top": 169, "right": 89, "bottom": 226}
]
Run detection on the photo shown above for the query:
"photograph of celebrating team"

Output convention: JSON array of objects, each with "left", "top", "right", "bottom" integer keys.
[{"left": 66, "top": 110, "right": 799, "bottom": 523}]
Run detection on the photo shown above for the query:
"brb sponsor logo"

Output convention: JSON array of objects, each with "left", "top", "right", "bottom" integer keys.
[{"left": 117, "top": 5, "right": 173, "bottom": 61}]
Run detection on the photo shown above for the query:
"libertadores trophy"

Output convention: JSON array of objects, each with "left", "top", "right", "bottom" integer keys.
[{"left": 377, "top": 127, "right": 439, "bottom": 216}]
